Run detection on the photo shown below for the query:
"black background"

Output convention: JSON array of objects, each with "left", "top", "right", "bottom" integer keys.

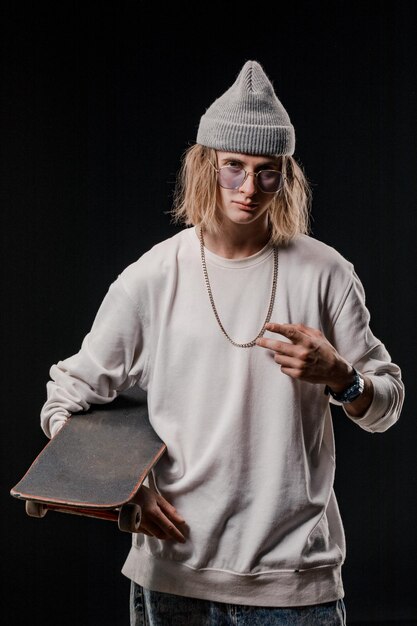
[{"left": 1, "top": 1, "right": 416, "bottom": 624}]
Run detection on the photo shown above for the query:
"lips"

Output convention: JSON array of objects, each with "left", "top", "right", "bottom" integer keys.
[{"left": 233, "top": 201, "right": 258, "bottom": 210}]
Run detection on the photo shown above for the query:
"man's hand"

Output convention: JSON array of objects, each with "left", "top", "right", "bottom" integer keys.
[
  {"left": 256, "top": 322, "right": 373, "bottom": 416},
  {"left": 132, "top": 485, "right": 187, "bottom": 543},
  {"left": 256, "top": 322, "right": 354, "bottom": 389}
]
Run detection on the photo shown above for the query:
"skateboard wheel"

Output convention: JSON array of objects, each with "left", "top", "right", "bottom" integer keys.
[
  {"left": 25, "top": 500, "right": 47, "bottom": 518},
  {"left": 118, "top": 503, "right": 142, "bottom": 533}
]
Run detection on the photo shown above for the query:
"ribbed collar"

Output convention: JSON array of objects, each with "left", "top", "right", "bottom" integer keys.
[{"left": 188, "top": 226, "right": 275, "bottom": 269}]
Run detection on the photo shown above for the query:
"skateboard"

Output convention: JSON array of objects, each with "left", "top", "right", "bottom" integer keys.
[{"left": 10, "top": 386, "right": 166, "bottom": 533}]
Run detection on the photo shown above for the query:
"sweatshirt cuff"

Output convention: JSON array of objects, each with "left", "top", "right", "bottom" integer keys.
[
  {"left": 343, "top": 374, "right": 391, "bottom": 432},
  {"left": 48, "top": 414, "right": 68, "bottom": 439}
]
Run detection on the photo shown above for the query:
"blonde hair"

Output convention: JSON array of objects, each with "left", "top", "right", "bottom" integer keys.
[{"left": 169, "top": 144, "right": 312, "bottom": 246}]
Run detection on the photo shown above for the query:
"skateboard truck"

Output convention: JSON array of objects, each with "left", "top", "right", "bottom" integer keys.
[{"left": 25, "top": 500, "right": 143, "bottom": 533}]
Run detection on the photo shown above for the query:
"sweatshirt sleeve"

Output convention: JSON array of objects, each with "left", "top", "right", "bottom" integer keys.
[
  {"left": 40, "top": 276, "right": 149, "bottom": 439},
  {"left": 328, "top": 267, "right": 404, "bottom": 433}
]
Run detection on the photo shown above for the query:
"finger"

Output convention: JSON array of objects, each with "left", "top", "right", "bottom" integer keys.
[
  {"left": 141, "top": 512, "right": 186, "bottom": 542},
  {"left": 151, "top": 507, "right": 187, "bottom": 543},
  {"left": 256, "top": 337, "right": 299, "bottom": 355},
  {"left": 158, "top": 519, "right": 187, "bottom": 543},
  {"left": 273, "top": 354, "right": 305, "bottom": 370},
  {"left": 156, "top": 495, "right": 186, "bottom": 524},
  {"left": 275, "top": 362, "right": 309, "bottom": 379},
  {"left": 294, "top": 323, "right": 323, "bottom": 338},
  {"left": 139, "top": 518, "right": 168, "bottom": 539},
  {"left": 134, "top": 486, "right": 186, "bottom": 527},
  {"left": 264, "top": 323, "right": 308, "bottom": 344},
  {"left": 280, "top": 366, "right": 304, "bottom": 379}
]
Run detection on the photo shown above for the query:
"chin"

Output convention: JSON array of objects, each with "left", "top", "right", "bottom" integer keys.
[{"left": 229, "top": 209, "right": 260, "bottom": 223}]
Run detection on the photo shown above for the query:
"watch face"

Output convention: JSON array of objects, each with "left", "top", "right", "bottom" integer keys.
[
  {"left": 325, "top": 370, "right": 365, "bottom": 403},
  {"left": 341, "top": 373, "right": 365, "bottom": 403},
  {"left": 343, "top": 388, "right": 362, "bottom": 403}
]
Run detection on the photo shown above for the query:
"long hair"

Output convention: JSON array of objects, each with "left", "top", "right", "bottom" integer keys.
[{"left": 169, "top": 144, "right": 312, "bottom": 246}]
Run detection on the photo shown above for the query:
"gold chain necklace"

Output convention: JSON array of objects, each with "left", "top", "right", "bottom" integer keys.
[{"left": 199, "top": 227, "right": 279, "bottom": 348}]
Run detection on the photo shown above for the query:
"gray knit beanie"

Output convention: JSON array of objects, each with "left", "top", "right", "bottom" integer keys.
[{"left": 196, "top": 60, "right": 295, "bottom": 156}]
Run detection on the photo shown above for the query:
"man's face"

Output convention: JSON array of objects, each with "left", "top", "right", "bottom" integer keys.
[{"left": 215, "top": 151, "right": 281, "bottom": 227}]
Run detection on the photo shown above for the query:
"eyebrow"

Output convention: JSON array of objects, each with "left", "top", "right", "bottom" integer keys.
[{"left": 220, "top": 156, "right": 280, "bottom": 169}]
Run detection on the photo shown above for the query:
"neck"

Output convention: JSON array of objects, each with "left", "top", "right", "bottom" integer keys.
[{"left": 200, "top": 218, "right": 272, "bottom": 260}]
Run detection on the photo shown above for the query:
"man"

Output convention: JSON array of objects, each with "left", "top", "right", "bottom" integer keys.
[{"left": 41, "top": 60, "right": 404, "bottom": 625}]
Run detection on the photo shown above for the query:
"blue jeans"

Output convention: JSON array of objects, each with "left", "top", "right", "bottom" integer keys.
[{"left": 130, "top": 581, "right": 347, "bottom": 626}]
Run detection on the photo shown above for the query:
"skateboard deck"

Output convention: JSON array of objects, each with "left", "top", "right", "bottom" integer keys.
[{"left": 10, "top": 386, "right": 166, "bottom": 533}]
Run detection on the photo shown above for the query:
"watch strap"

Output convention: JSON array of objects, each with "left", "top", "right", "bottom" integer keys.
[{"left": 325, "top": 368, "right": 365, "bottom": 404}]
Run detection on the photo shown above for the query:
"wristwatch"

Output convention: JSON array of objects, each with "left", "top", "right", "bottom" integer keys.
[{"left": 324, "top": 368, "right": 365, "bottom": 404}]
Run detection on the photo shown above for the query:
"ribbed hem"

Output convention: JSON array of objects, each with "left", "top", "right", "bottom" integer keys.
[
  {"left": 122, "top": 546, "right": 344, "bottom": 607},
  {"left": 197, "top": 117, "right": 295, "bottom": 156}
]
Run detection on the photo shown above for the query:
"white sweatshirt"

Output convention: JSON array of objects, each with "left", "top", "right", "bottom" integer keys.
[{"left": 40, "top": 226, "right": 403, "bottom": 607}]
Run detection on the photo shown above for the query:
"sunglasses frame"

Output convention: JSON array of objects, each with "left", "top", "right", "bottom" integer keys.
[{"left": 208, "top": 160, "right": 285, "bottom": 194}]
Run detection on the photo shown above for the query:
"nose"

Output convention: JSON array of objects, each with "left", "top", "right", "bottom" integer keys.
[{"left": 238, "top": 171, "right": 257, "bottom": 195}]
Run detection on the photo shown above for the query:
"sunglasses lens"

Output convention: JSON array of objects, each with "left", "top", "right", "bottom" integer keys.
[
  {"left": 217, "top": 165, "right": 245, "bottom": 189},
  {"left": 258, "top": 171, "right": 283, "bottom": 193},
  {"left": 216, "top": 165, "right": 284, "bottom": 193}
]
